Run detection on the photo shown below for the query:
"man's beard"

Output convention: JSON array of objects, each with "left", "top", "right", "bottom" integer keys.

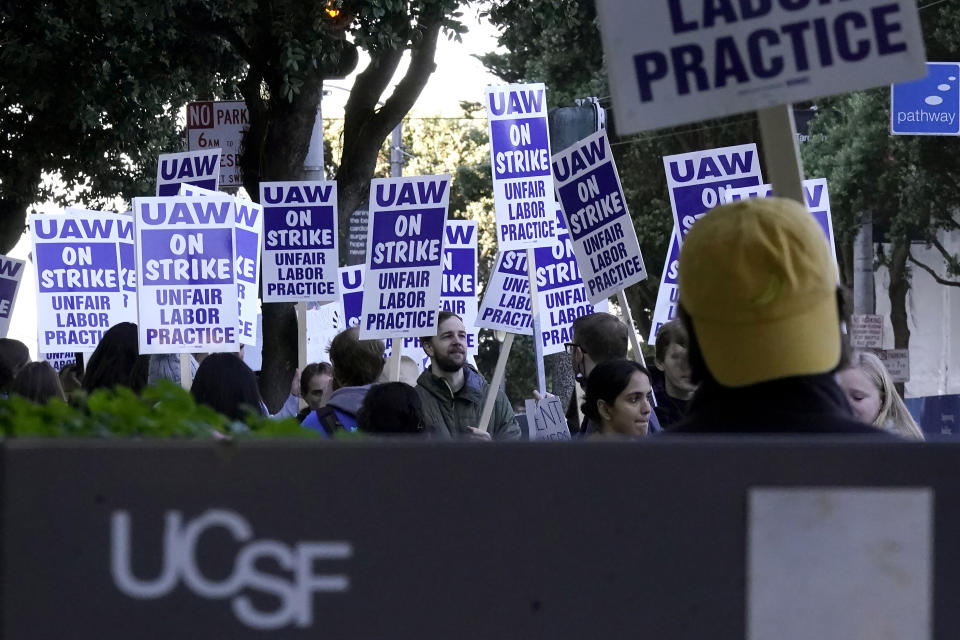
[{"left": 434, "top": 349, "right": 465, "bottom": 373}]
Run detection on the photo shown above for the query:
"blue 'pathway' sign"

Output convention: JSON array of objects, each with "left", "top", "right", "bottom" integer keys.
[{"left": 891, "top": 62, "right": 960, "bottom": 136}]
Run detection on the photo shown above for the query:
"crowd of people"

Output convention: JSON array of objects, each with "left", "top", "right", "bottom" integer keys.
[{"left": 0, "top": 198, "right": 925, "bottom": 440}]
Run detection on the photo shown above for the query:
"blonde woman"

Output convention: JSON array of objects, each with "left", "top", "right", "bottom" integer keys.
[{"left": 837, "top": 351, "right": 924, "bottom": 440}]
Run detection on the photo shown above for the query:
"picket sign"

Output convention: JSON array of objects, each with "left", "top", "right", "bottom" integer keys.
[
  {"left": 524, "top": 395, "right": 571, "bottom": 441},
  {"left": 359, "top": 175, "right": 449, "bottom": 341},
  {"left": 486, "top": 83, "right": 556, "bottom": 251},
  {"left": 477, "top": 333, "right": 515, "bottom": 434},
  {"left": 0, "top": 254, "right": 25, "bottom": 339}
]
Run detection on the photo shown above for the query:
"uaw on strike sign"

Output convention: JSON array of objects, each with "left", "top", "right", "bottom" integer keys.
[
  {"left": 359, "top": 176, "right": 449, "bottom": 340},
  {"left": 31, "top": 213, "right": 136, "bottom": 352},
  {"left": 597, "top": 0, "right": 926, "bottom": 134},
  {"left": 133, "top": 196, "right": 238, "bottom": 354},
  {"left": 486, "top": 83, "right": 556, "bottom": 250}
]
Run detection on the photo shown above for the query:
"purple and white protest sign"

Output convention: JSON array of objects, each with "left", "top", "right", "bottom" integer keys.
[
  {"left": 442, "top": 220, "right": 479, "bottom": 356},
  {"left": 486, "top": 83, "right": 557, "bottom": 250},
  {"left": 0, "top": 254, "right": 25, "bottom": 339},
  {"left": 338, "top": 264, "right": 429, "bottom": 369},
  {"left": 534, "top": 210, "right": 608, "bottom": 356},
  {"left": 648, "top": 228, "right": 681, "bottom": 345},
  {"left": 179, "top": 185, "right": 264, "bottom": 345},
  {"left": 360, "top": 175, "right": 449, "bottom": 340},
  {"left": 722, "top": 177, "right": 837, "bottom": 263},
  {"left": 339, "top": 265, "right": 364, "bottom": 329},
  {"left": 260, "top": 181, "right": 338, "bottom": 303},
  {"left": 133, "top": 196, "right": 238, "bottom": 354},
  {"left": 552, "top": 129, "right": 647, "bottom": 305},
  {"left": 663, "top": 144, "right": 763, "bottom": 241},
  {"left": 65, "top": 208, "right": 138, "bottom": 326},
  {"left": 30, "top": 213, "right": 133, "bottom": 352},
  {"left": 43, "top": 352, "right": 77, "bottom": 372},
  {"left": 156, "top": 149, "right": 221, "bottom": 197},
  {"left": 477, "top": 250, "right": 533, "bottom": 336}
]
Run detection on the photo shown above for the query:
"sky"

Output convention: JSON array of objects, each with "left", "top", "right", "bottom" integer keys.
[
  {"left": 324, "top": 8, "right": 504, "bottom": 117},
  {"left": 6, "top": 10, "right": 506, "bottom": 360}
]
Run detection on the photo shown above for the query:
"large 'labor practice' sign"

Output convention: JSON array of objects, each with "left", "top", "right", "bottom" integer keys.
[
  {"left": 0, "top": 254, "right": 25, "bottom": 339},
  {"left": 156, "top": 149, "right": 221, "bottom": 197},
  {"left": 133, "top": 197, "right": 239, "bottom": 354},
  {"left": 31, "top": 213, "right": 135, "bottom": 352},
  {"left": 359, "top": 176, "right": 449, "bottom": 340},
  {"left": 552, "top": 129, "right": 647, "bottom": 305},
  {"left": 179, "top": 185, "right": 263, "bottom": 345},
  {"left": 534, "top": 210, "right": 608, "bottom": 356},
  {"left": 664, "top": 143, "right": 763, "bottom": 242},
  {"left": 486, "top": 83, "right": 557, "bottom": 250},
  {"left": 260, "top": 181, "right": 338, "bottom": 303},
  {"left": 477, "top": 250, "right": 533, "bottom": 336},
  {"left": 723, "top": 177, "right": 837, "bottom": 263},
  {"left": 596, "top": 0, "right": 927, "bottom": 134},
  {"left": 441, "top": 220, "right": 479, "bottom": 356}
]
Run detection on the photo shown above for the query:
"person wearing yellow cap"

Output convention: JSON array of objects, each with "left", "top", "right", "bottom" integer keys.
[{"left": 670, "top": 197, "right": 884, "bottom": 435}]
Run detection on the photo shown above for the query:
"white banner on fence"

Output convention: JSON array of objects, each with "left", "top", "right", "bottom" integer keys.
[
  {"left": 133, "top": 196, "right": 239, "bottom": 354},
  {"left": 486, "top": 83, "right": 557, "bottom": 250},
  {"left": 664, "top": 143, "right": 763, "bottom": 242},
  {"left": 179, "top": 184, "right": 263, "bottom": 345},
  {"left": 0, "top": 253, "right": 25, "bottom": 339},
  {"left": 156, "top": 149, "right": 221, "bottom": 197},
  {"left": 552, "top": 129, "right": 647, "bottom": 305},
  {"left": 360, "top": 175, "right": 449, "bottom": 340},
  {"left": 476, "top": 250, "right": 533, "bottom": 336},
  {"left": 597, "top": 0, "right": 927, "bottom": 134},
  {"left": 260, "top": 181, "right": 338, "bottom": 304},
  {"left": 534, "top": 210, "right": 608, "bottom": 356},
  {"left": 722, "top": 177, "right": 837, "bottom": 263},
  {"left": 30, "top": 213, "right": 135, "bottom": 352}
]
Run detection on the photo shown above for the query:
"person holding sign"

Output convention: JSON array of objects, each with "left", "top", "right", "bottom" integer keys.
[
  {"left": 671, "top": 198, "right": 886, "bottom": 435},
  {"left": 582, "top": 360, "right": 654, "bottom": 437},
  {"left": 417, "top": 312, "right": 520, "bottom": 440}
]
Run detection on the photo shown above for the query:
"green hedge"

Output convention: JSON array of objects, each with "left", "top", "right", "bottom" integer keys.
[{"left": 0, "top": 380, "right": 319, "bottom": 439}]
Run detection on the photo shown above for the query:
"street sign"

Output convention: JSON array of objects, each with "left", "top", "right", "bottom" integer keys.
[
  {"left": 187, "top": 101, "right": 249, "bottom": 188},
  {"left": 891, "top": 62, "right": 960, "bottom": 136}
]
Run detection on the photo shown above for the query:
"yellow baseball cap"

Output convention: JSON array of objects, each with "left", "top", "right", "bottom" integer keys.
[{"left": 678, "top": 197, "right": 840, "bottom": 387}]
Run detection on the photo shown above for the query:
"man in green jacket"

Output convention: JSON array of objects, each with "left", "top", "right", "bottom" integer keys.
[{"left": 417, "top": 311, "right": 521, "bottom": 440}]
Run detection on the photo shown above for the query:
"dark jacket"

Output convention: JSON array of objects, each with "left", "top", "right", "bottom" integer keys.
[
  {"left": 671, "top": 374, "right": 888, "bottom": 435},
  {"left": 416, "top": 366, "right": 521, "bottom": 440},
  {"left": 648, "top": 367, "right": 688, "bottom": 430}
]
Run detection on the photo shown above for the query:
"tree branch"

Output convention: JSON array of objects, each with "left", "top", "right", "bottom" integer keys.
[{"left": 907, "top": 251, "right": 960, "bottom": 287}]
